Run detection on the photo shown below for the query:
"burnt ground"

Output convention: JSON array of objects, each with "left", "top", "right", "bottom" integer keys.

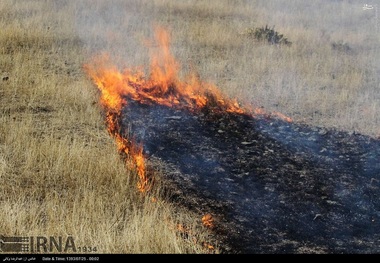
[{"left": 120, "top": 98, "right": 380, "bottom": 254}]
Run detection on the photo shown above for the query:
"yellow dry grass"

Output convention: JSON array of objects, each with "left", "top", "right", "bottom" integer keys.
[
  {"left": 148, "top": 0, "right": 380, "bottom": 137},
  {"left": 0, "top": 0, "right": 218, "bottom": 254}
]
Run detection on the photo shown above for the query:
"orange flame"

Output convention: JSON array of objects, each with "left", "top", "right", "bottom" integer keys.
[
  {"left": 202, "top": 213, "right": 214, "bottom": 229},
  {"left": 83, "top": 27, "right": 249, "bottom": 193},
  {"left": 84, "top": 26, "right": 292, "bottom": 192},
  {"left": 104, "top": 110, "right": 150, "bottom": 192},
  {"left": 168, "top": 221, "right": 216, "bottom": 252},
  {"left": 132, "top": 143, "right": 150, "bottom": 192},
  {"left": 84, "top": 27, "right": 245, "bottom": 115},
  {"left": 202, "top": 242, "right": 215, "bottom": 251}
]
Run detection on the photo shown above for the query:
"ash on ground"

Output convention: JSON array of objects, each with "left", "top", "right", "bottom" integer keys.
[{"left": 121, "top": 99, "right": 380, "bottom": 254}]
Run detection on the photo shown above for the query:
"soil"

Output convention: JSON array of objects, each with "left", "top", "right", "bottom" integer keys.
[{"left": 120, "top": 98, "right": 380, "bottom": 254}]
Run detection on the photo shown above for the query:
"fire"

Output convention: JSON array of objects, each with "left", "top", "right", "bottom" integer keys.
[
  {"left": 132, "top": 143, "right": 150, "bottom": 192},
  {"left": 202, "top": 242, "right": 215, "bottom": 251},
  {"left": 202, "top": 213, "right": 214, "bottom": 229},
  {"left": 171, "top": 222, "right": 216, "bottom": 252},
  {"left": 84, "top": 26, "right": 292, "bottom": 192},
  {"left": 83, "top": 26, "right": 248, "bottom": 192},
  {"left": 103, "top": 110, "right": 150, "bottom": 192},
  {"left": 84, "top": 27, "right": 245, "bottom": 115},
  {"left": 272, "top": 111, "right": 293, "bottom": 123}
]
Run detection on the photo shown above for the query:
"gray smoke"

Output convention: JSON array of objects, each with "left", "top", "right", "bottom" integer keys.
[{"left": 73, "top": 0, "right": 160, "bottom": 70}]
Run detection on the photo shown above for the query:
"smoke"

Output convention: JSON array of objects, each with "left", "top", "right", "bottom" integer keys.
[{"left": 73, "top": 0, "right": 159, "bottom": 70}]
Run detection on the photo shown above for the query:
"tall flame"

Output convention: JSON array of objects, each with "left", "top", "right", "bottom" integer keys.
[{"left": 85, "top": 27, "right": 245, "bottom": 115}]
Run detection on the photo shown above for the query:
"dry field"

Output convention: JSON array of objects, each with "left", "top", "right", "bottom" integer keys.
[
  {"left": 0, "top": 0, "right": 218, "bottom": 254},
  {"left": 1, "top": 0, "right": 379, "bottom": 254}
]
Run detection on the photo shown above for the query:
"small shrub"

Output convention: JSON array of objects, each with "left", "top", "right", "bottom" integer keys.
[
  {"left": 331, "top": 41, "right": 351, "bottom": 53},
  {"left": 245, "top": 25, "right": 292, "bottom": 46}
]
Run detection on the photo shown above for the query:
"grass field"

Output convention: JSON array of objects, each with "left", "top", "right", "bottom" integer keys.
[
  {"left": 0, "top": 0, "right": 218, "bottom": 254},
  {"left": 1, "top": 0, "right": 379, "bottom": 254}
]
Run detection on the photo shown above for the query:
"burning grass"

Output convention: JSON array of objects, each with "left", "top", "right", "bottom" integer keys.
[
  {"left": 84, "top": 26, "right": 238, "bottom": 194},
  {"left": 83, "top": 25, "right": 292, "bottom": 198},
  {"left": 84, "top": 27, "right": 245, "bottom": 116}
]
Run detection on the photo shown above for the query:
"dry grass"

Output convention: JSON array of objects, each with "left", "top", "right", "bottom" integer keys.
[
  {"left": 1, "top": 0, "right": 379, "bottom": 255},
  {"left": 0, "top": 0, "right": 218, "bottom": 254},
  {"left": 147, "top": 0, "right": 380, "bottom": 137}
]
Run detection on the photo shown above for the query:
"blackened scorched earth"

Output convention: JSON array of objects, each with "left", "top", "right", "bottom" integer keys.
[{"left": 121, "top": 99, "right": 380, "bottom": 254}]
